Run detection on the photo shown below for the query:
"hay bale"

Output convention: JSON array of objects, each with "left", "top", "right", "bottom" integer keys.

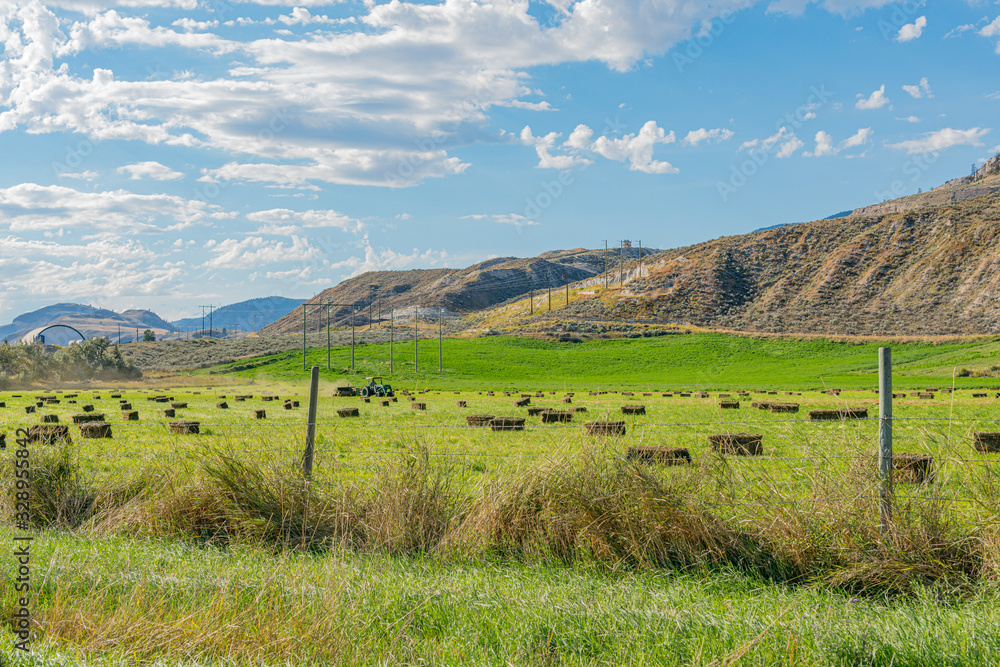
[
  {"left": 391, "top": 397, "right": 398, "bottom": 403},
  {"left": 562, "top": 397, "right": 572, "bottom": 404},
  {"left": 892, "top": 393, "right": 907, "bottom": 399},
  {"left": 169, "top": 421, "right": 200, "bottom": 435},
  {"left": 708, "top": 433, "right": 762, "bottom": 456},
  {"left": 620, "top": 405, "right": 646, "bottom": 415},
  {"left": 973, "top": 432, "right": 1000, "bottom": 453},
  {"left": 72, "top": 413, "right": 105, "bottom": 424},
  {"left": 585, "top": 421, "right": 626, "bottom": 436},
  {"left": 253, "top": 410, "right": 266, "bottom": 419},
  {"left": 79, "top": 422, "right": 113, "bottom": 439},
  {"left": 123, "top": 411, "right": 139, "bottom": 421},
  {"left": 82, "top": 405, "right": 94, "bottom": 413},
  {"left": 411, "top": 403, "right": 426, "bottom": 411},
  {"left": 540, "top": 410, "right": 572, "bottom": 423},
  {"left": 661, "top": 393, "right": 672, "bottom": 397},
  {"left": 622, "top": 392, "right": 634, "bottom": 397},
  {"left": 698, "top": 392, "right": 709, "bottom": 398},
  {"left": 338, "top": 407, "right": 360, "bottom": 418},
  {"left": 27, "top": 424, "right": 71, "bottom": 444},
  {"left": 284, "top": 402, "right": 293, "bottom": 410},
  {"left": 515, "top": 398, "right": 530, "bottom": 407},
  {"left": 679, "top": 393, "right": 691, "bottom": 398},
  {"left": 719, "top": 400, "right": 740, "bottom": 409},
  {"left": 917, "top": 393, "right": 935, "bottom": 399},
  {"left": 111, "top": 394, "right": 122, "bottom": 398},
  {"left": 893, "top": 454, "right": 934, "bottom": 484},
  {"left": 627, "top": 446, "right": 691, "bottom": 465},
  {"left": 292, "top": 401, "right": 300, "bottom": 408},
  {"left": 119, "top": 403, "right": 132, "bottom": 411},
  {"left": 718, "top": 394, "right": 731, "bottom": 398},
  {"left": 171, "top": 402, "right": 187, "bottom": 409},
  {"left": 380, "top": 400, "right": 390, "bottom": 407},
  {"left": 572, "top": 407, "right": 588, "bottom": 413},
  {"left": 235, "top": 397, "right": 246, "bottom": 402},
  {"left": 527, "top": 407, "right": 545, "bottom": 417},
  {"left": 216, "top": 402, "right": 228, "bottom": 409},
  {"left": 809, "top": 408, "right": 868, "bottom": 421},
  {"left": 488, "top": 417, "right": 525, "bottom": 431},
  {"left": 466, "top": 414, "right": 495, "bottom": 427},
  {"left": 768, "top": 403, "right": 799, "bottom": 414},
  {"left": 24, "top": 406, "right": 35, "bottom": 414},
  {"left": 456, "top": 400, "right": 467, "bottom": 408},
  {"left": 973, "top": 393, "right": 988, "bottom": 398},
  {"left": 41, "top": 414, "right": 59, "bottom": 423}
]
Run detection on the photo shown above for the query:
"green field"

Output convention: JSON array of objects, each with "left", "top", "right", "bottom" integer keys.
[
  {"left": 3, "top": 334, "right": 1000, "bottom": 665},
  {"left": 206, "top": 333, "right": 1000, "bottom": 391}
]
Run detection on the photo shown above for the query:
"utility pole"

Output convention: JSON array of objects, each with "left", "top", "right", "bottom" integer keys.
[
  {"left": 389, "top": 307, "right": 394, "bottom": 374},
  {"left": 302, "top": 304, "right": 307, "bottom": 370},
  {"left": 603, "top": 240, "right": 608, "bottom": 289},
  {"left": 200, "top": 305, "right": 209, "bottom": 337},
  {"left": 326, "top": 304, "right": 331, "bottom": 370},
  {"left": 619, "top": 241, "right": 624, "bottom": 288},
  {"left": 438, "top": 306, "right": 443, "bottom": 373}
]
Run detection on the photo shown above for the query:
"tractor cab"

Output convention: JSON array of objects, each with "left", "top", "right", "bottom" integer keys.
[{"left": 359, "top": 376, "right": 394, "bottom": 398}]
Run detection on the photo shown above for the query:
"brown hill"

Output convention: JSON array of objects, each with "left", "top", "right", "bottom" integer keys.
[
  {"left": 263, "top": 247, "right": 655, "bottom": 335},
  {"left": 552, "top": 190, "right": 1000, "bottom": 335}
]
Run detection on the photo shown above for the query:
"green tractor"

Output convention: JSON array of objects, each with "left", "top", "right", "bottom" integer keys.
[{"left": 359, "top": 376, "right": 394, "bottom": 398}]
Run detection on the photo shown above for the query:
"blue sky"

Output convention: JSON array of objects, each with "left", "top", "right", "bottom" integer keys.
[{"left": 0, "top": 0, "right": 998, "bottom": 322}]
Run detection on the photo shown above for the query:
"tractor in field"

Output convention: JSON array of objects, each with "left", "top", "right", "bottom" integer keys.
[{"left": 359, "top": 376, "right": 394, "bottom": 398}]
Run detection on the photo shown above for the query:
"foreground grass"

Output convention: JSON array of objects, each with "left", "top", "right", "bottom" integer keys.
[
  {"left": 207, "top": 333, "right": 1000, "bottom": 390},
  {"left": 2, "top": 531, "right": 1000, "bottom": 666}
]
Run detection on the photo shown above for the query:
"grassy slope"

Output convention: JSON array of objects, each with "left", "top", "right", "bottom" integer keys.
[{"left": 206, "top": 333, "right": 1000, "bottom": 390}]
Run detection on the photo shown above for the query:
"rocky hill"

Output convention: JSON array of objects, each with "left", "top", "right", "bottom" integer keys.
[
  {"left": 492, "top": 189, "right": 1000, "bottom": 336},
  {"left": 263, "top": 247, "right": 655, "bottom": 335}
]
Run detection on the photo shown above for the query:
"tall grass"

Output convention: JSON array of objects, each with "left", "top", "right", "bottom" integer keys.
[{"left": 11, "top": 440, "right": 997, "bottom": 599}]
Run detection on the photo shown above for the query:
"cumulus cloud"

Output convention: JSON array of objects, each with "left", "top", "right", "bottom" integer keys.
[
  {"left": 888, "top": 127, "right": 990, "bottom": 155},
  {"left": 116, "top": 161, "right": 184, "bottom": 181},
  {"left": 204, "top": 236, "right": 320, "bottom": 270},
  {"left": 464, "top": 213, "right": 539, "bottom": 227},
  {"left": 902, "top": 77, "right": 933, "bottom": 99},
  {"left": 896, "top": 16, "right": 927, "bottom": 42},
  {"left": 856, "top": 85, "right": 890, "bottom": 110},
  {"left": 981, "top": 16, "right": 1000, "bottom": 53},
  {"left": 590, "top": 121, "right": 678, "bottom": 173},
  {"left": 739, "top": 127, "right": 803, "bottom": 159}
]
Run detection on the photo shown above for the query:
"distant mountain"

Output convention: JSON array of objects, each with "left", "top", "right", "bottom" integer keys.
[
  {"left": 754, "top": 211, "right": 854, "bottom": 233},
  {"left": 171, "top": 297, "right": 305, "bottom": 335},
  {"left": 0, "top": 303, "right": 175, "bottom": 344},
  {"left": 264, "top": 247, "right": 658, "bottom": 334}
]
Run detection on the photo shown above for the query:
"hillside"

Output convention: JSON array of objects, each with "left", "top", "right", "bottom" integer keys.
[
  {"left": 472, "top": 188, "right": 1000, "bottom": 336},
  {"left": 171, "top": 297, "right": 305, "bottom": 335},
  {"left": 263, "top": 247, "right": 655, "bottom": 334},
  {"left": 0, "top": 303, "right": 175, "bottom": 344}
]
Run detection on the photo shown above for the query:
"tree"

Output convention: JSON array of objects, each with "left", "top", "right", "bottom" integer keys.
[{"left": 142, "top": 329, "right": 156, "bottom": 342}]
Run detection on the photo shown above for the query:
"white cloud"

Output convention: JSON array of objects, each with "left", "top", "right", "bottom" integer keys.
[
  {"left": 0, "top": 183, "right": 218, "bottom": 233},
  {"left": 590, "top": 121, "right": 678, "bottom": 173},
  {"left": 246, "top": 208, "right": 365, "bottom": 234},
  {"left": 57, "top": 170, "right": 99, "bottom": 181},
  {"left": 896, "top": 16, "right": 927, "bottom": 42},
  {"left": 518, "top": 126, "right": 592, "bottom": 170},
  {"left": 945, "top": 24, "right": 975, "bottom": 39},
  {"left": 856, "top": 85, "right": 890, "bottom": 110},
  {"left": 889, "top": 127, "right": 991, "bottom": 155},
  {"left": 804, "top": 130, "right": 835, "bottom": 157},
  {"left": 981, "top": 17, "right": 1000, "bottom": 53},
  {"left": 739, "top": 127, "right": 803, "bottom": 159},
  {"left": 204, "top": 236, "right": 320, "bottom": 270},
  {"left": 902, "top": 77, "right": 933, "bottom": 99},
  {"left": 897, "top": 116, "right": 921, "bottom": 123},
  {"left": 116, "top": 161, "right": 184, "bottom": 181},
  {"left": 683, "top": 127, "right": 735, "bottom": 146}
]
